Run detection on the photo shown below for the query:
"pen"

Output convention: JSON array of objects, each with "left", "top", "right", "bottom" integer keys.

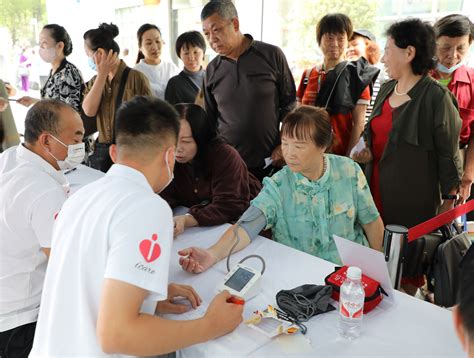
[
  {"left": 64, "top": 167, "right": 77, "bottom": 175},
  {"left": 7, "top": 98, "right": 18, "bottom": 102},
  {"left": 227, "top": 296, "right": 245, "bottom": 305}
]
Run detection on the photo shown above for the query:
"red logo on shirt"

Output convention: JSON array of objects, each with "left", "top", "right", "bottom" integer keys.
[
  {"left": 139, "top": 234, "right": 161, "bottom": 263},
  {"left": 54, "top": 212, "right": 59, "bottom": 220}
]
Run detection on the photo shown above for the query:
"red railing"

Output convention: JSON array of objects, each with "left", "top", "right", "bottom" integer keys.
[{"left": 407, "top": 200, "right": 474, "bottom": 242}]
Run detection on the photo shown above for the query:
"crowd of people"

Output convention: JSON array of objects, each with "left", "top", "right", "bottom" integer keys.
[{"left": 0, "top": 0, "right": 473, "bottom": 357}]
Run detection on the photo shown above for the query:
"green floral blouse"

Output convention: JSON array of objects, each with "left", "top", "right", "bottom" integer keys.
[{"left": 251, "top": 154, "right": 380, "bottom": 264}]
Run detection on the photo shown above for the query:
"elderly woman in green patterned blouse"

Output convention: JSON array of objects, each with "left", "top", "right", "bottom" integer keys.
[{"left": 178, "top": 106, "right": 384, "bottom": 273}]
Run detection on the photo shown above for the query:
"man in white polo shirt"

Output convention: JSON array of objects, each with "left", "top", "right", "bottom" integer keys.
[
  {"left": 0, "top": 99, "right": 85, "bottom": 358},
  {"left": 31, "top": 96, "right": 243, "bottom": 357}
]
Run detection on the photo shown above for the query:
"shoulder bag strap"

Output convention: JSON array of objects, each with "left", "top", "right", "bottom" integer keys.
[{"left": 112, "top": 66, "right": 131, "bottom": 143}]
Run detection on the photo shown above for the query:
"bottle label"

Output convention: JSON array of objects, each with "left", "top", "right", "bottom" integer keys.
[{"left": 340, "top": 300, "right": 363, "bottom": 319}]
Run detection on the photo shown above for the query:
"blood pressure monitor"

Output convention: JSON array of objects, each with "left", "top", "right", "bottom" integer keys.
[{"left": 218, "top": 263, "right": 262, "bottom": 301}]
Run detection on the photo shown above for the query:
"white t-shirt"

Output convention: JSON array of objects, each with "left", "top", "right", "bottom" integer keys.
[
  {"left": 0, "top": 144, "right": 69, "bottom": 332},
  {"left": 31, "top": 164, "right": 173, "bottom": 357},
  {"left": 134, "top": 59, "right": 179, "bottom": 99}
]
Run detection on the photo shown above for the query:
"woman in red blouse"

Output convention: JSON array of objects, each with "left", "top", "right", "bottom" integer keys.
[{"left": 160, "top": 103, "right": 261, "bottom": 236}]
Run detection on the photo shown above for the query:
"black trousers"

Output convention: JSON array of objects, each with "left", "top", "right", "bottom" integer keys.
[
  {"left": 88, "top": 142, "right": 113, "bottom": 173},
  {"left": 0, "top": 321, "right": 36, "bottom": 358}
]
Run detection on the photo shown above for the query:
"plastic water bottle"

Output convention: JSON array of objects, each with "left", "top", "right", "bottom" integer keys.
[{"left": 339, "top": 266, "right": 365, "bottom": 339}]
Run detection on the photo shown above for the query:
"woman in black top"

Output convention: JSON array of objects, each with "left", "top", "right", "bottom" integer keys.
[
  {"left": 165, "top": 31, "right": 206, "bottom": 105},
  {"left": 18, "top": 24, "right": 83, "bottom": 112}
]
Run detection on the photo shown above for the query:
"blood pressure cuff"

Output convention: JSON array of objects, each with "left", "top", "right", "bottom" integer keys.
[
  {"left": 276, "top": 284, "right": 335, "bottom": 323},
  {"left": 324, "top": 266, "right": 387, "bottom": 313},
  {"left": 238, "top": 206, "right": 267, "bottom": 241}
]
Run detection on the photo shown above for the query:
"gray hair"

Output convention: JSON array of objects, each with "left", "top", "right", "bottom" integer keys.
[
  {"left": 201, "top": 0, "right": 238, "bottom": 21},
  {"left": 24, "top": 99, "right": 72, "bottom": 143}
]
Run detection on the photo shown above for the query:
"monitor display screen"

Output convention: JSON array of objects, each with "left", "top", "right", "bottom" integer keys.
[{"left": 224, "top": 267, "right": 255, "bottom": 292}]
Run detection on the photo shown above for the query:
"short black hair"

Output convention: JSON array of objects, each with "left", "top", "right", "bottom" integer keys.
[
  {"left": 43, "top": 24, "right": 73, "bottom": 56},
  {"left": 281, "top": 106, "right": 332, "bottom": 149},
  {"left": 175, "top": 31, "right": 206, "bottom": 58},
  {"left": 459, "top": 245, "right": 474, "bottom": 340},
  {"left": 386, "top": 18, "right": 436, "bottom": 76},
  {"left": 24, "top": 99, "right": 72, "bottom": 143},
  {"left": 434, "top": 14, "right": 474, "bottom": 43},
  {"left": 136, "top": 23, "right": 162, "bottom": 64},
  {"left": 316, "top": 13, "right": 353, "bottom": 45},
  {"left": 83, "top": 23, "right": 120, "bottom": 54},
  {"left": 201, "top": 0, "right": 238, "bottom": 21},
  {"left": 115, "top": 96, "right": 180, "bottom": 151}
]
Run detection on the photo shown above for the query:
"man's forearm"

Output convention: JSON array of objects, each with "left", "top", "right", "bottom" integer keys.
[{"left": 102, "top": 314, "right": 217, "bottom": 356}]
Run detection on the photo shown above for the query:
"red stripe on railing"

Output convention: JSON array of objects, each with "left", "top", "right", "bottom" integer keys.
[{"left": 407, "top": 200, "right": 474, "bottom": 242}]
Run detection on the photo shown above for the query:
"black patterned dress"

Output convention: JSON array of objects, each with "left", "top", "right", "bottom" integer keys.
[{"left": 40, "top": 58, "right": 84, "bottom": 112}]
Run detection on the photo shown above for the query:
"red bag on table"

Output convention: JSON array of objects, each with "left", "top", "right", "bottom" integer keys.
[{"left": 324, "top": 266, "right": 387, "bottom": 313}]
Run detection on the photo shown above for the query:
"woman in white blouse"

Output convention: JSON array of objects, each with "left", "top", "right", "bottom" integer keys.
[{"left": 133, "top": 24, "right": 179, "bottom": 99}]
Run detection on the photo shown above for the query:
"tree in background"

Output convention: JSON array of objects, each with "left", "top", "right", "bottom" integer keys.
[
  {"left": 0, "top": 0, "right": 47, "bottom": 45},
  {"left": 278, "top": 0, "right": 378, "bottom": 83}
]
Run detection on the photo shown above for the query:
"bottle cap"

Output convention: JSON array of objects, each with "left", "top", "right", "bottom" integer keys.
[{"left": 347, "top": 266, "right": 362, "bottom": 280}]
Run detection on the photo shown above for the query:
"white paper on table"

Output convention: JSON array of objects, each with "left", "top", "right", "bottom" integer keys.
[
  {"left": 349, "top": 137, "right": 366, "bottom": 157},
  {"left": 333, "top": 235, "right": 394, "bottom": 304}
]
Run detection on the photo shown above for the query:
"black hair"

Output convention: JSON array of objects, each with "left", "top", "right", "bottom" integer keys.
[
  {"left": 386, "top": 19, "right": 436, "bottom": 76},
  {"left": 174, "top": 103, "right": 218, "bottom": 177},
  {"left": 201, "top": 0, "right": 238, "bottom": 21},
  {"left": 281, "top": 106, "right": 332, "bottom": 150},
  {"left": 316, "top": 13, "right": 353, "bottom": 45},
  {"left": 434, "top": 14, "right": 474, "bottom": 43},
  {"left": 43, "top": 24, "right": 73, "bottom": 56},
  {"left": 115, "top": 96, "right": 180, "bottom": 151},
  {"left": 24, "top": 99, "right": 72, "bottom": 143},
  {"left": 83, "top": 23, "right": 120, "bottom": 54},
  {"left": 175, "top": 31, "right": 206, "bottom": 59},
  {"left": 136, "top": 23, "right": 161, "bottom": 64},
  {"left": 459, "top": 245, "right": 474, "bottom": 340}
]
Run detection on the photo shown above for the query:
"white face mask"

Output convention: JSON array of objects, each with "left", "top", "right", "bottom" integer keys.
[
  {"left": 48, "top": 135, "right": 85, "bottom": 171},
  {"left": 436, "top": 61, "right": 464, "bottom": 74},
  {"left": 158, "top": 147, "right": 174, "bottom": 193},
  {"left": 39, "top": 46, "right": 57, "bottom": 63}
]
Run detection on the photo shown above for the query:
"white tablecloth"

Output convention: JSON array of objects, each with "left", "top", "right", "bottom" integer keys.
[{"left": 165, "top": 224, "right": 464, "bottom": 357}]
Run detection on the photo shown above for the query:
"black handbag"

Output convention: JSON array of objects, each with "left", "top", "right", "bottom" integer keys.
[
  {"left": 403, "top": 231, "right": 444, "bottom": 278},
  {"left": 433, "top": 224, "right": 472, "bottom": 307}
]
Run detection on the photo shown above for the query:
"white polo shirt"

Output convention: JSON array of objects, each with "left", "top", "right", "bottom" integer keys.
[
  {"left": 0, "top": 144, "right": 69, "bottom": 332},
  {"left": 0, "top": 145, "right": 19, "bottom": 173},
  {"left": 31, "top": 164, "right": 173, "bottom": 357}
]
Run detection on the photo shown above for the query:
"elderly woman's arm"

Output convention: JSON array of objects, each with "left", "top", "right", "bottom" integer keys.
[
  {"left": 177, "top": 176, "right": 277, "bottom": 274},
  {"left": 347, "top": 104, "right": 367, "bottom": 156},
  {"left": 361, "top": 216, "right": 384, "bottom": 252},
  {"left": 177, "top": 207, "right": 266, "bottom": 273}
]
